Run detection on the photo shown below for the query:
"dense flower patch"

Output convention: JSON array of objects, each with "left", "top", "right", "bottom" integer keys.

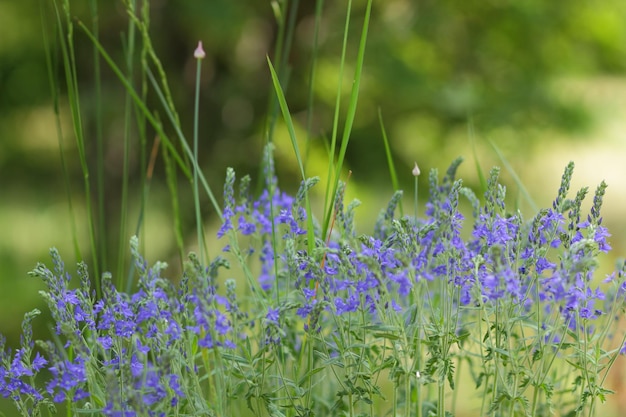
[{"left": 1, "top": 156, "right": 625, "bottom": 417}]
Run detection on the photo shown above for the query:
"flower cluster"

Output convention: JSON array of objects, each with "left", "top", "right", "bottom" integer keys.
[
  {"left": 1, "top": 157, "right": 625, "bottom": 417},
  {"left": 1, "top": 237, "right": 239, "bottom": 416}
]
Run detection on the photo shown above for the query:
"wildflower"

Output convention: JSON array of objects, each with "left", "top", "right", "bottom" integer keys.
[
  {"left": 264, "top": 307, "right": 284, "bottom": 345},
  {"left": 536, "top": 257, "right": 556, "bottom": 274},
  {"left": 334, "top": 293, "right": 360, "bottom": 315},
  {"left": 237, "top": 215, "right": 256, "bottom": 235},
  {"left": 46, "top": 355, "right": 89, "bottom": 402}
]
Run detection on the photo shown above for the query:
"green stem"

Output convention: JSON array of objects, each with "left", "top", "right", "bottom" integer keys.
[
  {"left": 117, "top": 0, "right": 137, "bottom": 288},
  {"left": 405, "top": 371, "right": 411, "bottom": 417},
  {"left": 193, "top": 44, "right": 207, "bottom": 263},
  {"left": 89, "top": 0, "right": 106, "bottom": 274},
  {"left": 438, "top": 382, "right": 445, "bottom": 417}
]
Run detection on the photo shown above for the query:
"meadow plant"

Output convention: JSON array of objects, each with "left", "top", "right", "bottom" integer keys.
[
  {"left": 5, "top": 1, "right": 626, "bottom": 416},
  {"left": 2, "top": 153, "right": 626, "bottom": 417}
]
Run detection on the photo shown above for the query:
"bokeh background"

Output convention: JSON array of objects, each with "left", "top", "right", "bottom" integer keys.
[{"left": 2, "top": 0, "right": 626, "bottom": 414}]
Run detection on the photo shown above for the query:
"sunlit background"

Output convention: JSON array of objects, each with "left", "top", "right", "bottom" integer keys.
[{"left": 1, "top": 0, "right": 626, "bottom": 414}]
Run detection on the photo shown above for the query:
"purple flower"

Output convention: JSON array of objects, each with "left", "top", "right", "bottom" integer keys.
[
  {"left": 237, "top": 215, "right": 256, "bottom": 235},
  {"left": 266, "top": 307, "right": 280, "bottom": 324},
  {"left": 536, "top": 257, "right": 556, "bottom": 274},
  {"left": 334, "top": 293, "right": 360, "bottom": 315},
  {"left": 472, "top": 213, "right": 519, "bottom": 248},
  {"left": 264, "top": 307, "right": 283, "bottom": 344},
  {"left": 277, "top": 209, "right": 307, "bottom": 236},
  {"left": 46, "top": 355, "right": 88, "bottom": 402},
  {"left": 536, "top": 209, "right": 564, "bottom": 247},
  {"left": 594, "top": 225, "right": 611, "bottom": 253},
  {"left": 217, "top": 206, "right": 234, "bottom": 238},
  {"left": 135, "top": 367, "right": 166, "bottom": 406},
  {"left": 168, "top": 373, "right": 185, "bottom": 399}
]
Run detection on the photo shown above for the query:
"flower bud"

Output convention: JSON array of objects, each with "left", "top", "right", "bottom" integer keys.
[
  {"left": 412, "top": 162, "right": 420, "bottom": 176},
  {"left": 194, "top": 41, "right": 206, "bottom": 59}
]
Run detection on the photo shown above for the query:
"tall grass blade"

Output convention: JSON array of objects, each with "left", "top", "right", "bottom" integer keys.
[
  {"left": 378, "top": 109, "right": 402, "bottom": 200},
  {"left": 124, "top": 4, "right": 184, "bottom": 131},
  {"left": 322, "top": 0, "right": 373, "bottom": 239},
  {"left": 264, "top": 0, "right": 299, "bottom": 147},
  {"left": 56, "top": 0, "right": 101, "bottom": 293},
  {"left": 322, "top": 0, "right": 352, "bottom": 239},
  {"left": 267, "top": 57, "right": 315, "bottom": 257},
  {"left": 116, "top": 0, "right": 139, "bottom": 287},
  {"left": 75, "top": 20, "right": 191, "bottom": 180},
  {"left": 89, "top": 0, "right": 107, "bottom": 273},
  {"left": 123, "top": 1, "right": 153, "bottom": 291},
  {"left": 267, "top": 59, "right": 306, "bottom": 181},
  {"left": 39, "top": 0, "right": 82, "bottom": 262},
  {"left": 132, "top": 0, "right": 151, "bottom": 258}
]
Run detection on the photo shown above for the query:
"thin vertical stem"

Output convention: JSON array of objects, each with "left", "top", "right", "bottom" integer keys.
[
  {"left": 405, "top": 371, "right": 411, "bottom": 417},
  {"left": 116, "top": 0, "right": 137, "bottom": 287},
  {"left": 90, "top": 0, "right": 106, "bottom": 274},
  {"left": 193, "top": 42, "right": 207, "bottom": 264}
]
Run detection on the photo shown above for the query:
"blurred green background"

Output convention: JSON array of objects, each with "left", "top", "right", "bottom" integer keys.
[{"left": 2, "top": 0, "right": 626, "bottom": 414}]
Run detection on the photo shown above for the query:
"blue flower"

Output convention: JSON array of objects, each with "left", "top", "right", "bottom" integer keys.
[
  {"left": 334, "top": 293, "right": 360, "bottom": 315},
  {"left": 536, "top": 257, "right": 556, "bottom": 274},
  {"left": 266, "top": 307, "right": 280, "bottom": 324},
  {"left": 46, "top": 355, "right": 88, "bottom": 402}
]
